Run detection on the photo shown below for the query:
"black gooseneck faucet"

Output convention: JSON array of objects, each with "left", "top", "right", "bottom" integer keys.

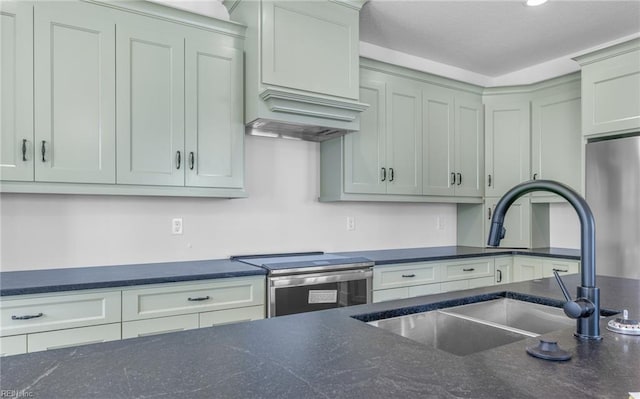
[{"left": 487, "top": 180, "right": 601, "bottom": 340}]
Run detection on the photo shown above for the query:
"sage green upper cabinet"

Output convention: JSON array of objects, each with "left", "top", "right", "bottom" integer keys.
[
  {"left": 34, "top": 2, "right": 116, "bottom": 184},
  {"left": 0, "top": 1, "right": 33, "bottom": 182},
  {"left": 116, "top": 17, "right": 184, "bottom": 186},
  {"left": 422, "top": 86, "right": 455, "bottom": 196},
  {"left": 422, "top": 87, "right": 484, "bottom": 197},
  {"left": 261, "top": 1, "right": 358, "bottom": 99},
  {"left": 184, "top": 30, "right": 243, "bottom": 189},
  {"left": 343, "top": 77, "right": 386, "bottom": 194},
  {"left": 386, "top": 77, "right": 422, "bottom": 195},
  {"left": 484, "top": 96, "right": 530, "bottom": 197},
  {"left": 485, "top": 197, "right": 531, "bottom": 248},
  {"left": 455, "top": 98, "right": 484, "bottom": 197},
  {"left": 531, "top": 84, "right": 581, "bottom": 195},
  {"left": 575, "top": 39, "right": 640, "bottom": 137},
  {"left": 226, "top": 0, "right": 368, "bottom": 133}
]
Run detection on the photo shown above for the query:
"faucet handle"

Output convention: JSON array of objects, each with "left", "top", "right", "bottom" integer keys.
[{"left": 553, "top": 271, "right": 595, "bottom": 319}]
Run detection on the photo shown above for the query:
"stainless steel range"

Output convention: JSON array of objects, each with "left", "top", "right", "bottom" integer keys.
[{"left": 232, "top": 252, "right": 374, "bottom": 317}]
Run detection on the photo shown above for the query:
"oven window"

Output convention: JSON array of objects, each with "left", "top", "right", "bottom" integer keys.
[{"left": 274, "top": 280, "right": 368, "bottom": 317}]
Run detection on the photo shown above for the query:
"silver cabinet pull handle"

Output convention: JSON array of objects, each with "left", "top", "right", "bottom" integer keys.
[
  {"left": 389, "top": 167, "right": 394, "bottom": 182},
  {"left": 176, "top": 151, "right": 181, "bottom": 169},
  {"left": 401, "top": 274, "right": 416, "bottom": 278},
  {"left": 187, "top": 296, "right": 210, "bottom": 302},
  {"left": 497, "top": 269, "right": 503, "bottom": 283},
  {"left": 12, "top": 313, "right": 43, "bottom": 320},
  {"left": 488, "top": 174, "right": 492, "bottom": 187},
  {"left": 533, "top": 173, "right": 538, "bottom": 180},
  {"left": 456, "top": 172, "right": 462, "bottom": 186},
  {"left": 463, "top": 268, "right": 475, "bottom": 272},
  {"left": 189, "top": 152, "right": 195, "bottom": 170},
  {"left": 41, "top": 140, "right": 46, "bottom": 162},
  {"left": 488, "top": 207, "right": 492, "bottom": 220},
  {"left": 22, "top": 139, "right": 27, "bottom": 161},
  {"left": 381, "top": 167, "right": 386, "bottom": 182},
  {"left": 451, "top": 172, "right": 455, "bottom": 185}
]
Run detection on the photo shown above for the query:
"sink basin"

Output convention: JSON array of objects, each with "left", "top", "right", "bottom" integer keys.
[
  {"left": 368, "top": 309, "right": 533, "bottom": 357},
  {"left": 444, "top": 298, "right": 574, "bottom": 335},
  {"left": 366, "top": 297, "right": 576, "bottom": 356}
]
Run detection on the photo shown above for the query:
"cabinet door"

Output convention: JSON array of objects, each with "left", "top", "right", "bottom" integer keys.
[
  {"left": 27, "top": 323, "right": 120, "bottom": 353},
  {"left": 531, "top": 89, "right": 581, "bottom": 193},
  {"left": 344, "top": 77, "right": 386, "bottom": 194},
  {"left": 122, "top": 314, "right": 198, "bottom": 339},
  {"left": 386, "top": 79, "right": 422, "bottom": 195},
  {"left": 34, "top": 2, "right": 115, "bottom": 183},
  {"left": 261, "top": 1, "right": 359, "bottom": 100},
  {"left": 485, "top": 99, "right": 530, "bottom": 197},
  {"left": 185, "top": 32, "right": 243, "bottom": 188},
  {"left": 486, "top": 197, "right": 531, "bottom": 248},
  {"left": 117, "top": 18, "right": 185, "bottom": 186},
  {"left": 422, "top": 85, "right": 455, "bottom": 196},
  {"left": 581, "top": 48, "right": 640, "bottom": 136},
  {"left": 495, "top": 256, "right": 513, "bottom": 285},
  {"left": 513, "top": 256, "right": 543, "bottom": 282},
  {"left": 1, "top": 2, "right": 33, "bottom": 181},
  {"left": 455, "top": 98, "right": 484, "bottom": 197}
]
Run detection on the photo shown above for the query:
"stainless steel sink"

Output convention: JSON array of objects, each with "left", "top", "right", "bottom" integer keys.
[
  {"left": 444, "top": 298, "right": 574, "bottom": 335},
  {"left": 367, "top": 298, "right": 573, "bottom": 356}
]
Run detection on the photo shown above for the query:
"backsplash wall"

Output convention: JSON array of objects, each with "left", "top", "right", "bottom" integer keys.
[{"left": 0, "top": 136, "right": 458, "bottom": 271}]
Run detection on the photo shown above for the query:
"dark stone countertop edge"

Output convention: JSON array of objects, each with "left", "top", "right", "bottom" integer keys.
[{"left": 0, "top": 246, "right": 579, "bottom": 297}]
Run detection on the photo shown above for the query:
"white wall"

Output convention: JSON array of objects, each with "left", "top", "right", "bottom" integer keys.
[
  {"left": 549, "top": 203, "right": 580, "bottom": 249},
  {"left": 0, "top": 136, "right": 457, "bottom": 271}
]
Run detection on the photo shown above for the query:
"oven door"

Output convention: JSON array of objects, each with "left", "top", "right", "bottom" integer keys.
[{"left": 268, "top": 268, "right": 372, "bottom": 317}]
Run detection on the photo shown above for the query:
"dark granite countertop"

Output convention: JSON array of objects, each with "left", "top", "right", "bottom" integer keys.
[
  {"left": 1, "top": 274, "right": 638, "bottom": 398},
  {"left": 0, "top": 246, "right": 579, "bottom": 296},
  {"left": 336, "top": 245, "right": 581, "bottom": 265},
  {"left": 0, "top": 259, "right": 267, "bottom": 296}
]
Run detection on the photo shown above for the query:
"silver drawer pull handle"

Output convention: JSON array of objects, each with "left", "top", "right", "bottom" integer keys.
[
  {"left": 497, "top": 269, "right": 503, "bottom": 283},
  {"left": 463, "top": 268, "right": 475, "bottom": 272},
  {"left": 401, "top": 274, "right": 416, "bottom": 278},
  {"left": 187, "top": 296, "right": 210, "bottom": 302},
  {"left": 552, "top": 268, "right": 568, "bottom": 273},
  {"left": 12, "top": 313, "right": 43, "bottom": 320}
]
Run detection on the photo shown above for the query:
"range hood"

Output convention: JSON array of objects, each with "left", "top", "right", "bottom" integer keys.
[{"left": 227, "top": 0, "right": 369, "bottom": 142}]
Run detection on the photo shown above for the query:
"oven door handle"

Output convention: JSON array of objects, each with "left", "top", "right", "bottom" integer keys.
[{"left": 269, "top": 268, "right": 373, "bottom": 288}]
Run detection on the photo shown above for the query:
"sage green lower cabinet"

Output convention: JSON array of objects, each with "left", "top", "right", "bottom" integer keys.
[
  {"left": 121, "top": 276, "right": 265, "bottom": 338},
  {"left": 0, "top": 334, "right": 27, "bottom": 357},
  {"left": 122, "top": 314, "right": 199, "bottom": 339},
  {"left": 441, "top": 276, "right": 494, "bottom": 293},
  {"left": 27, "top": 323, "right": 121, "bottom": 353},
  {"left": 542, "top": 259, "right": 580, "bottom": 278},
  {"left": 495, "top": 256, "right": 513, "bottom": 285},
  {"left": 513, "top": 256, "right": 544, "bottom": 282},
  {"left": 199, "top": 305, "right": 265, "bottom": 328}
]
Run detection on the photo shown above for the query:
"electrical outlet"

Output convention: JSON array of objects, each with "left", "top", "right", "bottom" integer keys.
[
  {"left": 172, "top": 218, "right": 183, "bottom": 235},
  {"left": 346, "top": 216, "right": 355, "bottom": 231}
]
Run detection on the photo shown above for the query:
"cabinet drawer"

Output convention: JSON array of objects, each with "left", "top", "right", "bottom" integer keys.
[
  {"left": 372, "top": 288, "right": 409, "bottom": 303},
  {"left": 542, "top": 259, "right": 580, "bottom": 278},
  {"left": 408, "top": 283, "right": 441, "bottom": 298},
  {"left": 513, "top": 256, "right": 543, "bottom": 282},
  {"left": 373, "top": 262, "right": 439, "bottom": 290},
  {"left": 0, "top": 335, "right": 27, "bottom": 357},
  {"left": 199, "top": 305, "right": 264, "bottom": 328},
  {"left": 0, "top": 290, "right": 121, "bottom": 336},
  {"left": 122, "top": 276, "right": 265, "bottom": 321},
  {"left": 122, "top": 314, "right": 199, "bottom": 339},
  {"left": 441, "top": 276, "right": 494, "bottom": 293},
  {"left": 442, "top": 259, "right": 494, "bottom": 281},
  {"left": 27, "top": 323, "right": 121, "bottom": 353}
]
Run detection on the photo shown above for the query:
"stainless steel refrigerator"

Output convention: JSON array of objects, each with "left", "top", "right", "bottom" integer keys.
[{"left": 586, "top": 134, "right": 640, "bottom": 280}]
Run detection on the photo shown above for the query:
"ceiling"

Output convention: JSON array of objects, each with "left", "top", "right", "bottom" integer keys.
[{"left": 360, "top": 0, "right": 640, "bottom": 83}]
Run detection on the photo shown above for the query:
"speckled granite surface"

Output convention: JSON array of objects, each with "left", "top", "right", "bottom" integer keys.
[
  {"left": 0, "top": 246, "right": 579, "bottom": 296},
  {"left": 0, "top": 259, "right": 266, "bottom": 296},
  {"left": 1, "top": 274, "right": 638, "bottom": 398},
  {"left": 336, "top": 246, "right": 581, "bottom": 265}
]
